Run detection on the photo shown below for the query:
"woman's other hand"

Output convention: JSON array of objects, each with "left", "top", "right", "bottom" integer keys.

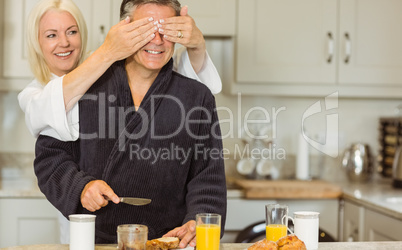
[{"left": 158, "top": 6, "right": 206, "bottom": 73}]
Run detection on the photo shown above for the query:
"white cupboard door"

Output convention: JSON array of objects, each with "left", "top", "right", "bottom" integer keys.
[
  {"left": 2, "top": 0, "right": 39, "bottom": 78},
  {"left": 364, "top": 209, "right": 402, "bottom": 241},
  {"left": 339, "top": 0, "right": 402, "bottom": 85},
  {"left": 77, "top": 0, "right": 113, "bottom": 53},
  {"left": 0, "top": 198, "right": 59, "bottom": 248},
  {"left": 342, "top": 201, "right": 365, "bottom": 242},
  {"left": 236, "top": 0, "right": 337, "bottom": 84},
  {"left": 179, "top": 0, "right": 236, "bottom": 36}
]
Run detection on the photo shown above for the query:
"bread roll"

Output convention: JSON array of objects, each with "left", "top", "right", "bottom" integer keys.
[
  {"left": 276, "top": 234, "right": 306, "bottom": 250},
  {"left": 146, "top": 237, "right": 180, "bottom": 250},
  {"left": 248, "top": 238, "right": 278, "bottom": 250},
  {"left": 247, "top": 235, "right": 307, "bottom": 250}
]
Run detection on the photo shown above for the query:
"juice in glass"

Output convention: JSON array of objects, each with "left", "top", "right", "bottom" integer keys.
[
  {"left": 265, "top": 224, "right": 287, "bottom": 241},
  {"left": 196, "top": 224, "right": 220, "bottom": 250}
]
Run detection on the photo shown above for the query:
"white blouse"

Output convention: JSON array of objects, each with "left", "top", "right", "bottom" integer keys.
[{"left": 18, "top": 47, "right": 222, "bottom": 141}]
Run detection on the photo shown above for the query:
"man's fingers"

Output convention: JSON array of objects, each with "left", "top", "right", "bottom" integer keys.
[
  {"left": 101, "top": 186, "right": 119, "bottom": 204},
  {"left": 179, "top": 232, "right": 193, "bottom": 248},
  {"left": 189, "top": 237, "right": 196, "bottom": 247},
  {"left": 163, "top": 227, "right": 181, "bottom": 237}
]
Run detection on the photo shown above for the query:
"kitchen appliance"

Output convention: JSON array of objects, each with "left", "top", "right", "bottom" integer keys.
[
  {"left": 392, "top": 146, "right": 402, "bottom": 188},
  {"left": 378, "top": 117, "right": 401, "bottom": 177},
  {"left": 342, "top": 143, "right": 373, "bottom": 182}
]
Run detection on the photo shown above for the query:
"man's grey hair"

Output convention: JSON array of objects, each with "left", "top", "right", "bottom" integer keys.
[{"left": 120, "top": 0, "right": 181, "bottom": 20}]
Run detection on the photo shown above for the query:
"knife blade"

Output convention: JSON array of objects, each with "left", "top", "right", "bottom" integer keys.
[{"left": 119, "top": 197, "right": 151, "bottom": 206}]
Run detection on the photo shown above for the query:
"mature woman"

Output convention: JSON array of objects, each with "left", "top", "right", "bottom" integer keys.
[
  {"left": 18, "top": 0, "right": 221, "bottom": 142},
  {"left": 18, "top": 0, "right": 222, "bottom": 243}
]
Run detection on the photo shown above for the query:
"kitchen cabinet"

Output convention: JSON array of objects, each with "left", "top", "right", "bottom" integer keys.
[
  {"left": 0, "top": 198, "right": 60, "bottom": 248},
  {"left": 229, "top": 0, "right": 402, "bottom": 98},
  {"left": 1, "top": 0, "right": 119, "bottom": 79},
  {"left": 342, "top": 200, "right": 365, "bottom": 242},
  {"left": 179, "top": 0, "right": 236, "bottom": 36},
  {"left": 341, "top": 199, "right": 402, "bottom": 242},
  {"left": 364, "top": 208, "right": 402, "bottom": 241}
]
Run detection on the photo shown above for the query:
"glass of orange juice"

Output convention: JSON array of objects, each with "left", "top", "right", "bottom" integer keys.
[
  {"left": 265, "top": 204, "right": 288, "bottom": 241},
  {"left": 196, "top": 213, "right": 221, "bottom": 250}
]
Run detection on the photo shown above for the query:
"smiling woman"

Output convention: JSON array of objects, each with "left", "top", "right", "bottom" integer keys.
[{"left": 38, "top": 10, "right": 82, "bottom": 77}]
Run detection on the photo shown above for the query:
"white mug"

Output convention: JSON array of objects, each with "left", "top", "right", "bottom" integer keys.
[{"left": 288, "top": 211, "right": 319, "bottom": 250}]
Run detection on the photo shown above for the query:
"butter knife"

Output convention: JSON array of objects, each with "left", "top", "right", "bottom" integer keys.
[
  {"left": 105, "top": 196, "right": 151, "bottom": 206},
  {"left": 119, "top": 197, "right": 151, "bottom": 206}
]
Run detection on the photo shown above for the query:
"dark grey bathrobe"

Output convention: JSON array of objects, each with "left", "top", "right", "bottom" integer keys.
[{"left": 34, "top": 59, "right": 227, "bottom": 243}]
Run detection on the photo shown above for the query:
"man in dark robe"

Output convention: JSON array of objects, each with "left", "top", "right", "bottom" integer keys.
[{"left": 34, "top": 0, "right": 226, "bottom": 245}]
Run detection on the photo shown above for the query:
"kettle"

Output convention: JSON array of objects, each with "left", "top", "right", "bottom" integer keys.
[
  {"left": 392, "top": 146, "right": 402, "bottom": 188},
  {"left": 342, "top": 143, "right": 373, "bottom": 182}
]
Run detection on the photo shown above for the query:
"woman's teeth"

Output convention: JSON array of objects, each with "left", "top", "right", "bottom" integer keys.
[
  {"left": 56, "top": 52, "right": 72, "bottom": 57},
  {"left": 146, "top": 50, "right": 162, "bottom": 54}
]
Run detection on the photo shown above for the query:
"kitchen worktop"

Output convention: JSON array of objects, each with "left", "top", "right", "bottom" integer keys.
[
  {"left": 0, "top": 180, "right": 44, "bottom": 198},
  {"left": 232, "top": 179, "right": 342, "bottom": 199},
  {"left": 2, "top": 242, "right": 402, "bottom": 250},
  {"left": 340, "top": 177, "right": 402, "bottom": 220}
]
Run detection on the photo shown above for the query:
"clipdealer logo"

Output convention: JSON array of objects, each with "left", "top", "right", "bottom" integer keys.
[{"left": 301, "top": 92, "right": 339, "bottom": 158}]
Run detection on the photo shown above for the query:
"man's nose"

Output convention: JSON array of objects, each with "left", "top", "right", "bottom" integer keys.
[{"left": 151, "top": 31, "right": 164, "bottom": 45}]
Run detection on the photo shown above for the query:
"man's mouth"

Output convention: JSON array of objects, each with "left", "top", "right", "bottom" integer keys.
[
  {"left": 145, "top": 50, "right": 162, "bottom": 55},
  {"left": 55, "top": 51, "right": 72, "bottom": 57}
]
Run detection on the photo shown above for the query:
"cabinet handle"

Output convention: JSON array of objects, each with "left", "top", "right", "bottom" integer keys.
[
  {"left": 98, "top": 25, "right": 105, "bottom": 47},
  {"left": 344, "top": 33, "right": 351, "bottom": 64},
  {"left": 327, "top": 32, "right": 334, "bottom": 63}
]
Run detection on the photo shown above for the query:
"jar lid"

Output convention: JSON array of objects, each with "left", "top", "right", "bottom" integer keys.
[
  {"left": 117, "top": 224, "right": 148, "bottom": 233},
  {"left": 294, "top": 211, "right": 319, "bottom": 219},
  {"left": 69, "top": 214, "right": 96, "bottom": 222}
]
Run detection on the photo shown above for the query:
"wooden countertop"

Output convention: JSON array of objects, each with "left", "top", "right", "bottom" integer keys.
[
  {"left": 233, "top": 179, "right": 342, "bottom": 199},
  {"left": 2, "top": 242, "right": 402, "bottom": 250}
]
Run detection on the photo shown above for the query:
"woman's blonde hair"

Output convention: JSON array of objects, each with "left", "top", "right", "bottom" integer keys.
[{"left": 26, "top": 0, "right": 88, "bottom": 84}]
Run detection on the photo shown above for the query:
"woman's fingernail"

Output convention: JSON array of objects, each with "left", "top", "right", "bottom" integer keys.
[
  {"left": 153, "top": 21, "right": 158, "bottom": 25},
  {"left": 159, "top": 28, "right": 164, "bottom": 33},
  {"left": 151, "top": 33, "right": 155, "bottom": 38},
  {"left": 154, "top": 26, "right": 158, "bottom": 31},
  {"left": 157, "top": 24, "right": 162, "bottom": 28},
  {"left": 159, "top": 19, "right": 165, "bottom": 23},
  {"left": 148, "top": 17, "right": 154, "bottom": 21}
]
